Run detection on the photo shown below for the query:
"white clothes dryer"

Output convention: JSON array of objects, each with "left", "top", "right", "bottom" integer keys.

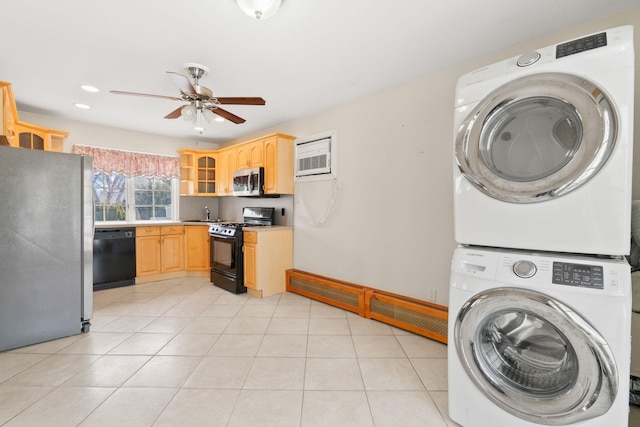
[
  {"left": 448, "top": 245, "right": 632, "bottom": 426},
  {"left": 453, "top": 26, "right": 634, "bottom": 256}
]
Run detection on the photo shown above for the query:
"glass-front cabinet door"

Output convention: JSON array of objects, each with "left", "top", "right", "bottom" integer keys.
[{"left": 196, "top": 154, "right": 216, "bottom": 195}]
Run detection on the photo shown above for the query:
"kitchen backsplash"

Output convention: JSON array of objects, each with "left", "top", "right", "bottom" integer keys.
[
  {"left": 179, "top": 195, "right": 293, "bottom": 225},
  {"left": 219, "top": 195, "right": 294, "bottom": 226}
]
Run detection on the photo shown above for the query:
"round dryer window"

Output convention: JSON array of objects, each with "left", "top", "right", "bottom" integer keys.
[
  {"left": 454, "top": 287, "right": 618, "bottom": 425},
  {"left": 455, "top": 72, "right": 618, "bottom": 203}
]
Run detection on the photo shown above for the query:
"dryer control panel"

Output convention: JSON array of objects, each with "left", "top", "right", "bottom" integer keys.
[{"left": 556, "top": 31, "right": 607, "bottom": 59}]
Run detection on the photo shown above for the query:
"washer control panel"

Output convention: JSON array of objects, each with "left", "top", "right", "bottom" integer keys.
[{"left": 552, "top": 262, "right": 604, "bottom": 289}]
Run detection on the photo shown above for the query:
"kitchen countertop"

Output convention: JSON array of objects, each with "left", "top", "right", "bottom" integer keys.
[
  {"left": 95, "top": 222, "right": 292, "bottom": 230},
  {"left": 243, "top": 225, "right": 292, "bottom": 232}
]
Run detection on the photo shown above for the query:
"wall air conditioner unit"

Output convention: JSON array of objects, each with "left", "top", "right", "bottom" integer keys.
[{"left": 295, "top": 130, "right": 337, "bottom": 182}]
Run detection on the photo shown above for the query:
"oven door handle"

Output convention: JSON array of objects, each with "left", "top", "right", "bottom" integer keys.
[{"left": 210, "top": 235, "right": 236, "bottom": 241}]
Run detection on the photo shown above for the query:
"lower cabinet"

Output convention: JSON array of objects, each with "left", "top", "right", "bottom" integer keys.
[
  {"left": 161, "top": 228, "right": 185, "bottom": 273},
  {"left": 136, "top": 225, "right": 184, "bottom": 277},
  {"left": 185, "top": 225, "right": 210, "bottom": 271},
  {"left": 243, "top": 228, "right": 293, "bottom": 298},
  {"left": 136, "top": 226, "right": 162, "bottom": 276}
]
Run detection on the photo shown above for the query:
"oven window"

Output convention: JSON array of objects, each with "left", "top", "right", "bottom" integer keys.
[{"left": 212, "top": 238, "right": 235, "bottom": 272}]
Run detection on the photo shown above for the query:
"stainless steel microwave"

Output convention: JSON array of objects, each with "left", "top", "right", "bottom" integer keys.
[{"left": 233, "top": 167, "right": 264, "bottom": 196}]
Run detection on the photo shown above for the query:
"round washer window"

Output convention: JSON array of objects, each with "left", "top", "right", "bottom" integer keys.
[
  {"left": 475, "top": 310, "right": 579, "bottom": 398},
  {"left": 456, "top": 73, "right": 617, "bottom": 203},
  {"left": 455, "top": 287, "right": 617, "bottom": 425}
]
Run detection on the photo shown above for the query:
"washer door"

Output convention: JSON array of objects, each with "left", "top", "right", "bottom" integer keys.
[
  {"left": 455, "top": 72, "right": 617, "bottom": 203},
  {"left": 455, "top": 287, "right": 617, "bottom": 425}
]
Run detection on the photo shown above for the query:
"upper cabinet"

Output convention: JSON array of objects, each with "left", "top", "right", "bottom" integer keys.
[
  {"left": 178, "top": 133, "right": 295, "bottom": 197},
  {"left": 263, "top": 134, "right": 295, "bottom": 194},
  {"left": 196, "top": 153, "right": 217, "bottom": 195},
  {"left": 178, "top": 149, "right": 218, "bottom": 196},
  {"left": 1, "top": 81, "right": 68, "bottom": 152},
  {"left": 236, "top": 139, "right": 264, "bottom": 170},
  {"left": 1, "top": 83, "right": 17, "bottom": 144},
  {"left": 217, "top": 147, "right": 237, "bottom": 196},
  {"left": 178, "top": 150, "right": 196, "bottom": 195}
]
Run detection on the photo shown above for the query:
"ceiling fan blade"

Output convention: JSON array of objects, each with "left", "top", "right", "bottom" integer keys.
[
  {"left": 208, "top": 107, "right": 246, "bottom": 124},
  {"left": 164, "top": 106, "right": 184, "bottom": 119},
  {"left": 167, "top": 71, "right": 196, "bottom": 96},
  {"left": 216, "top": 97, "right": 266, "bottom": 105},
  {"left": 110, "top": 90, "right": 182, "bottom": 101}
]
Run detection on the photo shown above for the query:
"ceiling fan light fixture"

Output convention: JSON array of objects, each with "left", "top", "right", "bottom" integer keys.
[
  {"left": 182, "top": 104, "right": 197, "bottom": 122},
  {"left": 235, "top": 0, "right": 282, "bottom": 20},
  {"left": 202, "top": 108, "right": 217, "bottom": 124}
]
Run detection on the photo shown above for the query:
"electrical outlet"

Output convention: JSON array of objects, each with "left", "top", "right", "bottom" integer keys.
[{"left": 426, "top": 289, "right": 437, "bottom": 302}]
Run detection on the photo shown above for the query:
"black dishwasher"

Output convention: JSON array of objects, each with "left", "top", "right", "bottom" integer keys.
[{"left": 93, "top": 228, "right": 136, "bottom": 291}]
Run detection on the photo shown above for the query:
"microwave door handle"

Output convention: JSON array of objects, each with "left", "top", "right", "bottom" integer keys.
[{"left": 249, "top": 173, "right": 254, "bottom": 193}]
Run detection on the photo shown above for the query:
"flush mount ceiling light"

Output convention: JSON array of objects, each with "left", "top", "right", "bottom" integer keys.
[
  {"left": 235, "top": 0, "right": 282, "bottom": 20},
  {"left": 74, "top": 103, "right": 91, "bottom": 109},
  {"left": 80, "top": 84, "right": 100, "bottom": 93}
]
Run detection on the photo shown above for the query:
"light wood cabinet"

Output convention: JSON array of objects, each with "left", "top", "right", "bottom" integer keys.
[
  {"left": 243, "top": 228, "right": 293, "bottom": 298},
  {"left": 185, "top": 225, "right": 210, "bottom": 271},
  {"left": 178, "top": 150, "right": 196, "bottom": 195},
  {"left": 177, "top": 150, "right": 217, "bottom": 196},
  {"left": 263, "top": 134, "right": 295, "bottom": 194},
  {"left": 195, "top": 154, "right": 217, "bottom": 195},
  {"left": 217, "top": 147, "right": 237, "bottom": 196},
  {"left": 178, "top": 133, "right": 295, "bottom": 197},
  {"left": 244, "top": 232, "right": 258, "bottom": 290},
  {"left": 237, "top": 140, "right": 264, "bottom": 170},
  {"left": 136, "top": 226, "right": 162, "bottom": 276},
  {"left": 161, "top": 226, "right": 184, "bottom": 273},
  {"left": 136, "top": 225, "right": 184, "bottom": 277},
  {"left": 1, "top": 81, "right": 67, "bottom": 152},
  {"left": 1, "top": 83, "right": 17, "bottom": 145}
]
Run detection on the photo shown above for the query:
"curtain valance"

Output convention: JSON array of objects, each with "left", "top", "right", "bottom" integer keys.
[{"left": 71, "top": 145, "right": 179, "bottom": 179}]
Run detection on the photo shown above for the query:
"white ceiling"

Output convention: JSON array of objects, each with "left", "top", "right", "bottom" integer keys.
[{"left": 2, "top": 0, "right": 639, "bottom": 144}]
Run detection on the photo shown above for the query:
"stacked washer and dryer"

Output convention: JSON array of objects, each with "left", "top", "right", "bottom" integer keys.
[{"left": 448, "top": 26, "right": 635, "bottom": 426}]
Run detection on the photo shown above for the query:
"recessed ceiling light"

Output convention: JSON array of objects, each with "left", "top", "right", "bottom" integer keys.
[
  {"left": 80, "top": 85, "right": 100, "bottom": 93},
  {"left": 74, "top": 103, "right": 91, "bottom": 109},
  {"left": 214, "top": 117, "right": 224, "bottom": 122}
]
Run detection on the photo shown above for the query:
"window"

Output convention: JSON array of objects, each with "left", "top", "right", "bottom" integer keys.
[
  {"left": 72, "top": 145, "right": 180, "bottom": 224},
  {"left": 93, "top": 172, "right": 127, "bottom": 221},
  {"left": 134, "top": 176, "right": 173, "bottom": 221}
]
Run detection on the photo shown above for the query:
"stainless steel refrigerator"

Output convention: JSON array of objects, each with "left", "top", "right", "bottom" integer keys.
[{"left": 0, "top": 146, "right": 93, "bottom": 352}]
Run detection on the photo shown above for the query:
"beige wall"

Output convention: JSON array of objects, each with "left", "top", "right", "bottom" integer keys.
[
  {"left": 17, "top": 6, "right": 640, "bottom": 306},
  {"left": 229, "top": 6, "right": 640, "bottom": 305}
]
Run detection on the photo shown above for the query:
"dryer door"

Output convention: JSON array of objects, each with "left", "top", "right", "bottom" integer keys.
[
  {"left": 455, "top": 72, "right": 617, "bottom": 203},
  {"left": 455, "top": 287, "right": 617, "bottom": 425}
]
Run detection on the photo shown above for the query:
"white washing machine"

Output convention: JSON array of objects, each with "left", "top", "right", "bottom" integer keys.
[
  {"left": 453, "top": 26, "right": 634, "bottom": 256},
  {"left": 448, "top": 245, "right": 631, "bottom": 427}
]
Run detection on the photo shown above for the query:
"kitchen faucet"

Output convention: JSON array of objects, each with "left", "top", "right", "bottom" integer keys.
[{"left": 205, "top": 206, "right": 210, "bottom": 221}]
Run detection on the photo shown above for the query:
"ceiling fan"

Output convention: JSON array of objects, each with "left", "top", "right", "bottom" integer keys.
[{"left": 110, "top": 63, "right": 265, "bottom": 125}]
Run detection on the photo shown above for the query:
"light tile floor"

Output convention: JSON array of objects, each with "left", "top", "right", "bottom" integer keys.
[{"left": 0, "top": 276, "right": 457, "bottom": 427}]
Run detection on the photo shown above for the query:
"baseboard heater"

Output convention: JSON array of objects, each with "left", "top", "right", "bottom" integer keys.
[
  {"left": 285, "top": 269, "right": 448, "bottom": 344},
  {"left": 286, "top": 269, "right": 368, "bottom": 316}
]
